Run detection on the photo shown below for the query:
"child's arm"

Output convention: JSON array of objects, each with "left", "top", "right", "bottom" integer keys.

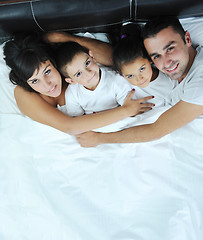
[
  {"left": 65, "top": 87, "right": 85, "bottom": 117},
  {"left": 44, "top": 32, "right": 113, "bottom": 66},
  {"left": 76, "top": 100, "right": 203, "bottom": 147},
  {"left": 113, "top": 74, "right": 134, "bottom": 106},
  {"left": 14, "top": 86, "right": 154, "bottom": 135}
]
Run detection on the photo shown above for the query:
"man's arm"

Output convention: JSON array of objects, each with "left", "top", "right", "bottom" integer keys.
[
  {"left": 76, "top": 101, "right": 203, "bottom": 147},
  {"left": 44, "top": 32, "right": 113, "bottom": 66}
]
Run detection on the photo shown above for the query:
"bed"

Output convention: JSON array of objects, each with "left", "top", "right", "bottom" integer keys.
[{"left": 1, "top": 1, "right": 203, "bottom": 239}]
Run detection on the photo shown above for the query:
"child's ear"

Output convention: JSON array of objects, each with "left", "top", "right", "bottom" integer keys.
[
  {"left": 89, "top": 50, "right": 95, "bottom": 60},
  {"left": 65, "top": 77, "right": 77, "bottom": 85}
]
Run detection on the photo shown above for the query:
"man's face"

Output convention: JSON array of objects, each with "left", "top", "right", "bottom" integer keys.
[{"left": 144, "top": 26, "right": 192, "bottom": 82}]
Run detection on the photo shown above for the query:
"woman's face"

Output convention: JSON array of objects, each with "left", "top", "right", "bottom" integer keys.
[{"left": 27, "top": 60, "right": 62, "bottom": 97}]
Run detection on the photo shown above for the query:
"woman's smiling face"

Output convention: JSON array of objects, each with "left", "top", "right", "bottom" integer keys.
[{"left": 27, "top": 60, "right": 62, "bottom": 97}]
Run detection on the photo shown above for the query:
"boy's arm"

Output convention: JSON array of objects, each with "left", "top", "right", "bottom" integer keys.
[
  {"left": 66, "top": 87, "right": 85, "bottom": 117},
  {"left": 44, "top": 32, "right": 113, "bottom": 66},
  {"left": 113, "top": 74, "right": 134, "bottom": 106},
  {"left": 76, "top": 100, "right": 203, "bottom": 147}
]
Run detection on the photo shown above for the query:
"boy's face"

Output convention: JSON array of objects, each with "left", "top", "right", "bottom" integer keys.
[
  {"left": 65, "top": 52, "right": 100, "bottom": 91},
  {"left": 121, "top": 57, "right": 153, "bottom": 88},
  {"left": 144, "top": 26, "right": 192, "bottom": 82}
]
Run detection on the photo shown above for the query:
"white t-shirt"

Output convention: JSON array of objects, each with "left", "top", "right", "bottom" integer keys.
[
  {"left": 132, "top": 71, "right": 174, "bottom": 108},
  {"left": 65, "top": 66, "right": 132, "bottom": 116},
  {"left": 169, "top": 46, "right": 203, "bottom": 106}
]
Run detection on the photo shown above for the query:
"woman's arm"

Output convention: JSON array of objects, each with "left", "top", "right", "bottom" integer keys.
[
  {"left": 14, "top": 86, "right": 154, "bottom": 135},
  {"left": 44, "top": 32, "right": 113, "bottom": 66},
  {"left": 76, "top": 100, "right": 203, "bottom": 147}
]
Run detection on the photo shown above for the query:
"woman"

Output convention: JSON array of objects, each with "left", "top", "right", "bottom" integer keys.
[{"left": 3, "top": 32, "right": 153, "bottom": 135}]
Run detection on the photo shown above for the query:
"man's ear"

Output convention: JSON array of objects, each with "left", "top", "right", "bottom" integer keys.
[
  {"left": 65, "top": 77, "right": 77, "bottom": 85},
  {"left": 185, "top": 31, "right": 192, "bottom": 47}
]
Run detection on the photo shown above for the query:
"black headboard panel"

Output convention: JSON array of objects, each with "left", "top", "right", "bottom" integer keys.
[{"left": 0, "top": 0, "right": 203, "bottom": 43}]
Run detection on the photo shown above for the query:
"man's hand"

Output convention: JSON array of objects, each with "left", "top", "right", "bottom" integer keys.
[
  {"left": 43, "top": 32, "right": 75, "bottom": 43},
  {"left": 76, "top": 131, "right": 101, "bottom": 148}
]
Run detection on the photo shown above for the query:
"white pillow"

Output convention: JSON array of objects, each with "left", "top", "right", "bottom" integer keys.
[
  {"left": 0, "top": 43, "right": 21, "bottom": 114},
  {"left": 180, "top": 17, "right": 203, "bottom": 48}
]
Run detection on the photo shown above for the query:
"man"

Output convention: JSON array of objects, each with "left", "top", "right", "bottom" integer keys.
[{"left": 45, "top": 17, "right": 203, "bottom": 147}]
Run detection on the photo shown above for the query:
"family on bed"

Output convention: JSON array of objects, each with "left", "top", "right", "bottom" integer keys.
[{"left": 3, "top": 16, "right": 203, "bottom": 147}]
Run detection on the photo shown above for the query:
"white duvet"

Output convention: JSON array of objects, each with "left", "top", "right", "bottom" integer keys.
[{"left": 1, "top": 17, "right": 203, "bottom": 240}]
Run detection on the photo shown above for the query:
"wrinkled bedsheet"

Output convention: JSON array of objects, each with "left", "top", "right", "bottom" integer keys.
[{"left": 0, "top": 108, "right": 203, "bottom": 240}]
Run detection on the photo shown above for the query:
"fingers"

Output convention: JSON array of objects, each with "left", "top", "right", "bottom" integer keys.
[
  {"left": 125, "top": 89, "right": 135, "bottom": 100},
  {"left": 138, "top": 95, "right": 154, "bottom": 103}
]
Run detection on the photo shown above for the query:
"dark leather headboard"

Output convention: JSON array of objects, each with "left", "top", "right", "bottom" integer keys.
[{"left": 0, "top": 0, "right": 203, "bottom": 43}]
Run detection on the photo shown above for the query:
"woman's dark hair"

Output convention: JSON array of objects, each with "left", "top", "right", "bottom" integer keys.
[
  {"left": 113, "top": 23, "right": 149, "bottom": 75},
  {"left": 3, "top": 32, "right": 56, "bottom": 92},
  {"left": 56, "top": 41, "right": 89, "bottom": 77},
  {"left": 142, "top": 16, "right": 186, "bottom": 43}
]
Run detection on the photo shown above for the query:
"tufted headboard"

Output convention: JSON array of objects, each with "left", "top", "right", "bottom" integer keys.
[{"left": 0, "top": 0, "right": 203, "bottom": 43}]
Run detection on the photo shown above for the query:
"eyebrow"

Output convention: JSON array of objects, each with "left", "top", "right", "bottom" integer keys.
[
  {"left": 73, "top": 56, "right": 89, "bottom": 77},
  {"left": 27, "top": 64, "right": 51, "bottom": 82},
  {"left": 149, "top": 41, "right": 176, "bottom": 57},
  {"left": 42, "top": 64, "right": 50, "bottom": 73},
  {"left": 124, "top": 64, "right": 146, "bottom": 77},
  {"left": 139, "top": 64, "right": 145, "bottom": 69}
]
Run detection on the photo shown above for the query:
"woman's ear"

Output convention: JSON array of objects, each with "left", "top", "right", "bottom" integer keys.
[{"left": 65, "top": 77, "right": 77, "bottom": 85}]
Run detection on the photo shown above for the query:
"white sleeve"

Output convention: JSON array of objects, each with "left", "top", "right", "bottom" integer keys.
[
  {"left": 113, "top": 75, "right": 132, "bottom": 105},
  {"left": 65, "top": 87, "right": 85, "bottom": 116},
  {"left": 182, "top": 76, "right": 203, "bottom": 105}
]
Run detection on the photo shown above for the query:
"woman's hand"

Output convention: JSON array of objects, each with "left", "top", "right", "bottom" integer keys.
[
  {"left": 76, "top": 131, "right": 102, "bottom": 148},
  {"left": 122, "top": 90, "right": 154, "bottom": 117}
]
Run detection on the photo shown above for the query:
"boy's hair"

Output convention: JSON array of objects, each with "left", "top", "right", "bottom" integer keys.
[
  {"left": 56, "top": 41, "right": 89, "bottom": 77},
  {"left": 142, "top": 16, "right": 186, "bottom": 43},
  {"left": 3, "top": 32, "right": 56, "bottom": 92},
  {"left": 113, "top": 24, "right": 149, "bottom": 75}
]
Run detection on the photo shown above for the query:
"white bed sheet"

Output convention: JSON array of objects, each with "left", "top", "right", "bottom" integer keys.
[
  {"left": 1, "top": 110, "right": 203, "bottom": 240},
  {"left": 1, "top": 17, "right": 203, "bottom": 240}
]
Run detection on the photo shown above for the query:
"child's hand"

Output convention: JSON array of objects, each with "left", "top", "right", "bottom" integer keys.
[{"left": 122, "top": 90, "right": 155, "bottom": 117}]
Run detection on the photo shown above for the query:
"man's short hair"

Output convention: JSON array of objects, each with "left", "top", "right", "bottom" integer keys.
[{"left": 142, "top": 16, "right": 186, "bottom": 43}]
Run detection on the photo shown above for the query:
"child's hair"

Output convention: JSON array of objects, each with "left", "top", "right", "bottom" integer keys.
[
  {"left": 56, "top": 41, "right": 89, "bottom": 77},
  {"left": 142, "top": 16, "right": 186, "bottom": 43},
  {"left": 3, "top": 32, "right": 56, "bottom": 92},
  {"left": 113, "top": 24, "right": 149, "bottom": 75}
]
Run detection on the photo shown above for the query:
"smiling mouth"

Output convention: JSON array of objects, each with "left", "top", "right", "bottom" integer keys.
[
  {"left": 166, "top": 63, "right": 179, "bottom": 73},
  {"left": 87, "top": 73, "right": 96, "bottom": 83},
  {"left": 49, "top": 85, "right": 57, "bottom": 93},
  {"left": 139, "top": 79, "right": 148, "bottom": 85}
]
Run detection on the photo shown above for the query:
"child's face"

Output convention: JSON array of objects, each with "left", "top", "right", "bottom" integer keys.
[
  {"left": 65, "top": 52, "right": 100, "bottom": 91},
  {"left": 121, "top": 57, "right": 153, "bottom": 88}
]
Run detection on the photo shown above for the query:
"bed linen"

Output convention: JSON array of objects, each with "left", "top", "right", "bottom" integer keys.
[{"left": 1, "top": 18, "right": 203, "bottom": 240}]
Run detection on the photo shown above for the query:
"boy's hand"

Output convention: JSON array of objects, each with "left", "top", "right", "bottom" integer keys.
[{"left": 123, "top": 89, "right": 155, "bottom": 117}]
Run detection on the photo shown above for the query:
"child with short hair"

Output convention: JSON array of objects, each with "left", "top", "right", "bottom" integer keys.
[
  {"left": 113, "top": 24, "right": 174, "bottom": 108},
  {"left": 56, "top": 41, "right": 153, "bottom": 117}
]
